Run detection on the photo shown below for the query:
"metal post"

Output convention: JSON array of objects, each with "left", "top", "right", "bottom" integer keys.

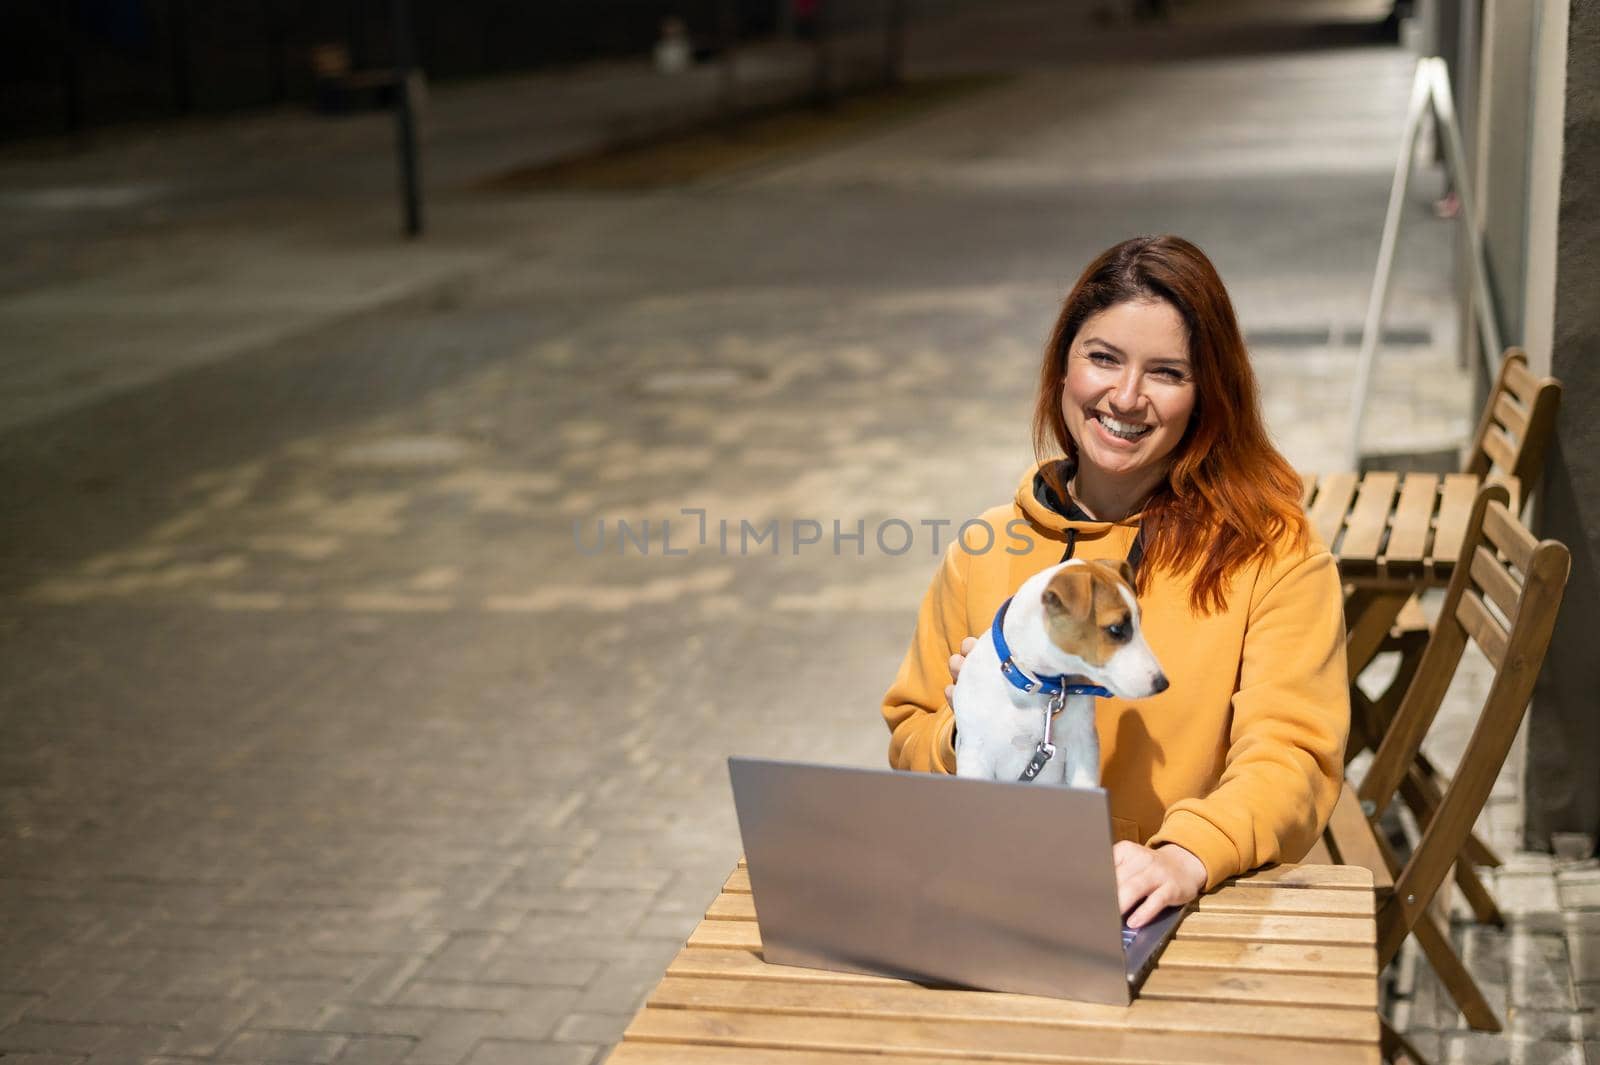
[
  {"left": 1427, "top": 59, "right": 1503, "bottom": 373},
  {"left": 392, "top": 0, "right": 423, "bottom": 238},
  {"left": 1347, "top": 57, "right": 1505, "bottom": 470},
  {"left": 1348, "top": 61, "right": 1430, "bottom": 469}
]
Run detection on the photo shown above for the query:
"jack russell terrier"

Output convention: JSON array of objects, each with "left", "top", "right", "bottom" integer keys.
[{"left": 953, "top": 559, "right": 1168, "bottom": 787}]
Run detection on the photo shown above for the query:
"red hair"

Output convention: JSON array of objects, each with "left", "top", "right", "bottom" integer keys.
[{"left": 1032, "top": 235, "right": 1307, "bottom": 614}]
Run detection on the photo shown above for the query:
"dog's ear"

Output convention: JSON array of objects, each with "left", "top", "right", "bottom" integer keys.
[
  {"left": 1042, "top": 567, "right": 1092, "bottom": 621},
  {"left": 1117, "top": 560, "right": 1136, "bottom": 590}
]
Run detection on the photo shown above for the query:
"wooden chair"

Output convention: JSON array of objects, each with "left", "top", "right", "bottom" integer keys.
[
  {"left": 1349, "top": 348, "right": 1562, "bottom": 925},
  {"left": 1320, "top": 488, "right": 1571, "bottom": 1058}
]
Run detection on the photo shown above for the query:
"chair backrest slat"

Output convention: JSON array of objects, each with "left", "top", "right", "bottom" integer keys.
[
  {"left": 1491, "top": 391, "right": 1529, "bottom": 438},
  {"left": 1503, "top": 355, "right": 1541, "bottom": 407},
  {"left": 1454, "top": 589, "right": 1509, "bottom": 669},
  {"left": 1483, "top": 494, "right": 1538, "bottom": 574},
  {"left": 1465, "top": 348, "right": 1562, "bottom": 491},
  {"left": 1480, "top": 425, "right": 1518, "bottom": 476},
  {"left": 1469, "top": 544, "right": 1521, "bottom": 623}
]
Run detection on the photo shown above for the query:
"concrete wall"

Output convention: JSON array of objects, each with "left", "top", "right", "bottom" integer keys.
[{"left": 1524, "top": 0, "right": 1600, "bottom": 853}]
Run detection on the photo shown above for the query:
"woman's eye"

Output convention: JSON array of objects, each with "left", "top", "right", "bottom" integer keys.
[{"left": 1088, "top": 352, "right": 1117, "bottom": 365}]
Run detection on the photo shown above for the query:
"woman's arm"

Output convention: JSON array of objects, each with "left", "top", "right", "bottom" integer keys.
[
  {"left": 1146, "top": 547, "right": 1350, "bottom": 889},
  {"left": 882, "top": 540, "right": 972, "bottom": 774}
]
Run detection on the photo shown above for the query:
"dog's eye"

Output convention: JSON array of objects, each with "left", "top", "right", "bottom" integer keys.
[{"left": 1107, "top": 622, "right": 1128, "bottom": 641}]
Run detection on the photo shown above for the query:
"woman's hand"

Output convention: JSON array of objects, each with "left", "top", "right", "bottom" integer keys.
[
  {"left": 944, "top": 636, "right": 979, "bottom": 704},
  {"left": 1114, "top": 841, "right": 1207, "bottom": 928}
]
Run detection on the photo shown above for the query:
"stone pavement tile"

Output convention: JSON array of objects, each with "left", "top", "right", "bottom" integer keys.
[
  {"left": 464, "top": 1039, "right": 596, "bottom": 1065},
  {"left": 156, "top": 999, "right": 258, "bottom": 1056},
  {"left": 77, "top": 1024, "right": 185, "bottom": 1063},
  {"left": 250, "top": 978, "right": 361, "bottom": 1028},
  {"left": 573, "top": 963, "right": 670, "bottom": 1014},
  {"left": 1510, "top": 933, "right": 1577, "bottom": 1009},
  {"left": 348, "top": 957, "right": 430, "bottom": 1007},
  {"left": 392, "top": 984, "right": 529, "bottom": 1012},
  {"left": 332, "top": 1035, "right": 417, "bottom": 1065},
  {"left": 473, "top": 956, "right": 599, "bottom": 989},
  {"left": 315, "top": 1006, "right": 443, "bottom": 1039},
  {"left": 551, "top": 1012, "right": 630, "bottom": 1045},
  {"left": 481, "top": 889, "right": 596, "bottom": 916},
  {"left": 1570, "top": 932, "right": 1600, "bottom": 985},
  {"left": 0, "top": 1055, "right": 88, "bottom": 1065},
  {"left": 1498, "top": 871, "right": 1564, "bottom": 914},
  {"left": 224, "top": 1028, "right": 349, "bottom": 1063},
  {"left": 1507, "top": 1008, "right": 1588, "bottom": 1041},
  {"left": 1558, "top": 867, "right": 1600, "bottom": 910},
  {"left": 1442, "top": 1031, "right": 1586, "bottom": 1064},
  {"left": 15, "top": 972, "right": 128, "bottom": 1023},
  {"left": 409, "top": 907, "right": 524, "bottom": 935},
  {"left": 0, "top": 991, "right": 44, "bottom": 1027},
  {"left": 0, "top": 1021, "right": 139, "bottom": 1055},
  {"left": 396, "top": 1014, "right": 489, "bottom": 1065},
  {"left": 414, "top": 935, "right": 508, "bottom": 984},
  {"left": 57, "top": 994, "right": 207, "bottom": 1028}
]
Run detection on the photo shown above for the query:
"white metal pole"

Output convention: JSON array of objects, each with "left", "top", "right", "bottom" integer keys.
[
  {"left": 1349, "top": 60, "right": 1432, "bottom": 470},
  {"left": 1426, "top": 58, "right": 1504, "bottom": 377}
]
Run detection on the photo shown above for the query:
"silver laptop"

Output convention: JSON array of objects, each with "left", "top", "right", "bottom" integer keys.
[{"left": 727, "top": 757, "right": 1190, "bottom": 1005}]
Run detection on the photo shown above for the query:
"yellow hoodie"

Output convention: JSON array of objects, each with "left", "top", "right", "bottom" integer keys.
[{"left": 881, "top": 462, "right": 1349, "bottom": 890}]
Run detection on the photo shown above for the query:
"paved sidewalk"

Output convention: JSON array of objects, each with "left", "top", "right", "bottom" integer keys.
[{"left": 1, "top": 2, "right": 1593, "bottom": 1064}]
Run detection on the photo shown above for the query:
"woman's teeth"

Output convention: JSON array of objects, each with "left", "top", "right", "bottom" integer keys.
[{"left": 1095, "top": 414, "right": 1151, "bottom": 441}]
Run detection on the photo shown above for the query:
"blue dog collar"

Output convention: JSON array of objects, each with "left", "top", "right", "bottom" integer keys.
[{"left": 990, "top": 596, "right": 1112, "bottom": 699}]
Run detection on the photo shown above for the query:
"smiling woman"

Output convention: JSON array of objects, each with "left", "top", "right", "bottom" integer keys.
[{"left": 882, "top": 235, "right": 1350, "bottom": 927}]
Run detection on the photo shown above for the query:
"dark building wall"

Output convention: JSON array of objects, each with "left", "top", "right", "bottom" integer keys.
[{"left": 0, "top": 0, "right": 817, "bottom": 139}]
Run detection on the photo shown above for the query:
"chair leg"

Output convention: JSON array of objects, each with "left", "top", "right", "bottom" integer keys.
[
  {"left": 1396, "top": 768, "right": 1505, "bottom": 925},
  {"left": 1412, "top": 754, "right": 1503, "bottom": 867},
  {"left": 1380, "top": 1017, "right": 1434, "bottom": 1065},
  {"left": 1411, "top": 911, "right": 1501, "bottom": 1032},
  {"left": 1452, "top": 860, "right": 1505, "bottom": 928}
]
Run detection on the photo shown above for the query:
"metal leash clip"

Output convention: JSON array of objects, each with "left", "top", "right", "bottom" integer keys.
[{"left": 1017, "top": 690, "right": 1067, "bottom": 783}]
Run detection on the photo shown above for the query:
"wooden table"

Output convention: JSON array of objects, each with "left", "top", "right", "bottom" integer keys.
[
  {"left": 1301, "top": 470, "right": 1512, "bottom": 682},
  {"left": 610, "top": 862, "right": 1380, "bottom": 1065}
]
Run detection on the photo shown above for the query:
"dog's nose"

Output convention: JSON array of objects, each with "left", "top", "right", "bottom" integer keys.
[{"left": 1151, "top": 673, "right": 1170, "bottom": 695}]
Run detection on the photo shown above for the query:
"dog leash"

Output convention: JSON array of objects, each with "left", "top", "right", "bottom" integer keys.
[{"left": 989, "top": 596, "right": 1111, "bottom": 782}]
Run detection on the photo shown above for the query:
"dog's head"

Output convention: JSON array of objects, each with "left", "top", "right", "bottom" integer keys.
[{"left": 1040, "top": 559, "right": 1168, "bottom": 700}]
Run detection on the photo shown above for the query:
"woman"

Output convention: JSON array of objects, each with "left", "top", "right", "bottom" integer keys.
[{"left": 881, "top": 235, "right": 1349, "bottom": 927}]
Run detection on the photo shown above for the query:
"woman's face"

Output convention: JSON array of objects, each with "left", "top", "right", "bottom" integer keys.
[{"left": 1061, "top": 298, "right": 1197, "bottom": 485}]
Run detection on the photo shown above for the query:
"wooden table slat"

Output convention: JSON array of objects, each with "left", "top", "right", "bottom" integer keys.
[
  {"left": 1140, "top": 966, "right": 1378, "bottom": 1009},
  {"left": 1307, "top": 472, "right": 1360, "bottom": 548},
  {"left": 1382, "top": 473, "right": 1440, "bottom": 567},
  {"left": 728, "top": 863, "right": 1379, "bottom": 897},
  {"left": 1430, "top": 473, "right": 1482, "bottom": 576},
  {"left": 638, "top": 975, "right": 1380, "bottom": 1043},
  {"left": 1178, "top": 911, "right": 1374, "bottom": 946},
  {"left": 712, "top": 889, "right": 1376, "bottom": 925},
  {"left": 1196, "top": 885, "right": 1374, "bottom": 917},
  {"left": 1336, "top": 472, "right": 1399, "bottom": 567},
  {"left": 1221, "top": 864, "right": 1375, "bottom": 890},
  {"left": 622, "top": 1008, "right": 1380, "bottom": 1065},
  {"left": 667, "top": 945, "right": 1377, "bottom": 1011},
  {"left": 1157, "top": 938, "right": 1377, "bottom": 977}
]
